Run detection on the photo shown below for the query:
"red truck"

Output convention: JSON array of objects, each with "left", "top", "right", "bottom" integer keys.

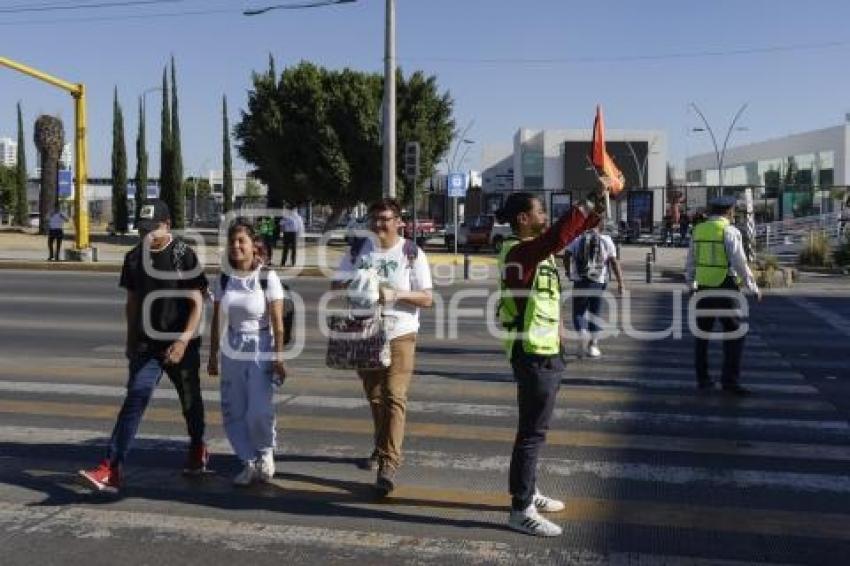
[{"left": 402, "top": 214, "right": 437, "bottom": 247}]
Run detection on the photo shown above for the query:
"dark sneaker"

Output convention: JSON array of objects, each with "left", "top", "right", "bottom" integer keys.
[
  {"left": 78, "top": 459, "right": 122, "bottom": 493},
  {"left": 722, "top": 384, "right": 752, "bottom": 396},
  {"left": 376, "top": 464, "right": 396, "bottom": 496},
  {"left": 360, "top": 449, "right": 380, "bottom": 471},
  {"left": 183, "top": 443, "right": 210, "bottom": 475}
]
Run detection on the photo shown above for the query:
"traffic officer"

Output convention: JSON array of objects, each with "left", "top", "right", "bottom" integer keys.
[
  {"left": 686, "top": 195, "right": 761, "bottom": 395},
  {"left": 496, "top": 183, "right": 606, "bottom": 537}
]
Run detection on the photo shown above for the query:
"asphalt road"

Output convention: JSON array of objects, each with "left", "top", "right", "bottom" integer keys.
[{"left": 0, "top": 270, "right": 849, "bottom": 565}]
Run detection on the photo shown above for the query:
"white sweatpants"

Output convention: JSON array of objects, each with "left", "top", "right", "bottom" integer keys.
[{"left": 220, "top": 330, "right": 277, "bottom": 463}]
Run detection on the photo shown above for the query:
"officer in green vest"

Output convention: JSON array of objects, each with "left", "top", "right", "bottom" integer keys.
[
  {"left": 496, "top": 186, "right": 607, "bottom": 537},
  {"left": 686, "top": 196, "right": 761, "bottom": 395},
  {"left": 257, "top": 217, "right": 275, "bottom": 259}
]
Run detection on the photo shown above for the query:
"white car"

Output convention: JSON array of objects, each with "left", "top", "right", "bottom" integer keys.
[{"left": 444, "top": 214, "right": 512, "bottom": 253}]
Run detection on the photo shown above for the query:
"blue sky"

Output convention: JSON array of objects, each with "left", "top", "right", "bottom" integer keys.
[{"left": 3, "top": 0, "right": 850, "bottom": 177}]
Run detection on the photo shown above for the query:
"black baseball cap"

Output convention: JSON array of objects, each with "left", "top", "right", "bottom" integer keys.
[{"left": 137, "top": 199, "right": 171, "bottom": 232}]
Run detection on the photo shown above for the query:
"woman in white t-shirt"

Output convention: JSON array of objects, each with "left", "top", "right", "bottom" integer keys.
[
  {"left": 208, "top": 222, "right": 288, "bottom": 486},
  {"left": 332, "top": 198, "right": 433, "bottom": 496}
]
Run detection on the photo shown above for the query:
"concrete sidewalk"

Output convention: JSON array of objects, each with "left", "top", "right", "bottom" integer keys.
[{"left": 0, "top": 229, "right": 688, "bottom": 281}]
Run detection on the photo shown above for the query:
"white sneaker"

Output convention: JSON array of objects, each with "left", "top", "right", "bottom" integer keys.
[
  {"left": 508, "top": 505, "right": 562, "bottom": 537},
  {"left": 533, "top": 490, "right": 565, "bottom": 513},
  {"left": 257, "top": 452, "right": 275, "bottom": 482},
  {"left": 586, "top": 340, "right": 601, "bottom": 358},
  {"left": 233, "top": 461, "right": 257, "bottom": 486}
]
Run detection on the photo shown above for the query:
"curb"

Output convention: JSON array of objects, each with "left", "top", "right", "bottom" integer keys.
[{"left": 0, "top": 260, "right": 329, "bottom": 278}]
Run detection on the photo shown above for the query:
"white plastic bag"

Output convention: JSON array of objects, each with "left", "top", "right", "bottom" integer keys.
[{"left": 347, "top": 267, "right": 381, "bottom": 314}]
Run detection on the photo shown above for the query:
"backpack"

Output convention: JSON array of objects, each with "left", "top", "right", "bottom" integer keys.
[
  {"left": 219, "top": 268, "right": 294, "bottom": 345},
  {"left": 349, "top": 237, "right": 418, "bottom": 270},
  {"left": 575, "top": 232, "right": 605, "bottom": 280}
]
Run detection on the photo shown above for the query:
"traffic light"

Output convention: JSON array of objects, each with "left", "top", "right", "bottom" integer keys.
[{"left": 404, "top": 141, "right": 420, "bottom": 182}]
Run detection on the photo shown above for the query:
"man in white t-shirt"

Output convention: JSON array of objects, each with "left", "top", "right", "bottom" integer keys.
[
  {"left": 564, "top": 220, "right": 624, "bottom": 358},
  {"left": 47, "top": 207, "right": 69, "bottom": 261},
  {"left": 332, "top": 198, "right": 433, "bottom": 496},
  {"left": 278, "top": 207, "right": 304, "bottom": 267}
]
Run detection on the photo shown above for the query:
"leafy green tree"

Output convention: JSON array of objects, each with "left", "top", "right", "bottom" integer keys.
[
  {"left": 244, "top": 177, "right": 264, "bottom": 202},
  {"left": 170, "top": 56, "right": 185, "bottom": 228},
  {"left": 222, "top": 95, "right": 234, "bottom": 213},
  {"left": 111, "top": 87, "right": 129, "bottom": 233},
  {"left": 395, "top": 69, "right": 454, "bottom": 205},
  {"left": 0, "top": 165, "right": 16, "bottom": 213},
  {"left": 235, "top": 59, "right": 455, "bottom": 228},
  {"left": 14, "top": 103, "right": 28, "bottom": 226},
  {"left": 159, "top": 67, "right": 173, "bottom": 218},
  {"left": 134, "top": 97, "right": 148, "bottom": 223}
]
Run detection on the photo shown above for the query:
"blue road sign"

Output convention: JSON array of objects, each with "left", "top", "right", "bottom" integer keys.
[
  {"left": 58, "top": 170, "right": 73, "bottom": 198},
  {"left": 447, "top": 172, "right": 467, "bottom": 198}
]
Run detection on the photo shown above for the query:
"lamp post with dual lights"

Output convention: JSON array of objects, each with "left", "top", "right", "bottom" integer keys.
[{"left": 690, "top": 102, "right": 749, "bottom": 190}]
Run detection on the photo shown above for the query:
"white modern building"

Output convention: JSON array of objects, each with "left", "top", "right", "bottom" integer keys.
[
  {"left": 207, "top": 169, "right": 267, "bottom": 198},
  {"left": 60, "top": 143, "right": 72, "bottom": 170},
  {"left": 0, "top": 137, "right": 17, "bottom": 167},
  {"left": 482, "top": 127, "right": 668, "bottom": 228},
  {"left": 685, "top": 124, "right": 845, "bottom": 188},
  {"left": 685, "top": 123, "right": 849, "bottom": 220}
]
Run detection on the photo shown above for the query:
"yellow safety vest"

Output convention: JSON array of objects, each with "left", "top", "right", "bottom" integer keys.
[
  {"left": 497, "top": 237, "right": 561, "bottom": 359},
  {"left": 693, "top": 217, "right": 730, "bottom": 288}
]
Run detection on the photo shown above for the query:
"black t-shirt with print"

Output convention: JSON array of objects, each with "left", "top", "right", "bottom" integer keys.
[{"left": 119, "top": 238, "right": 208, "bottom": 354}]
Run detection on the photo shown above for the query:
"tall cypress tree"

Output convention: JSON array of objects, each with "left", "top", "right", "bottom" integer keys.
[
  {"left": 14, "top": 102, "right": 27, "bottom": 226},
  {"left": 222, "top": 95, "right": 234, "bottom": 214},
  {"left": 134, "top": 97, "right": 148, "bottom": 224},
  {"left": 170, "top": 56, "right": 184, "bottom": 228},
  {"left": 159, "top": 67, "right": 172, "bottom": 215},
  {"left": 111, "top": 87, "right": 129, "bottom": 233}
]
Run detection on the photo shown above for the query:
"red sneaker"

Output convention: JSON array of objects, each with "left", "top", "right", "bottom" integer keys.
[
  {"left": 78, "top": 459, "right": 122, "bottom": 493},
  {"left": 183, "top": 443, "right": 209, "bottom": 476}
]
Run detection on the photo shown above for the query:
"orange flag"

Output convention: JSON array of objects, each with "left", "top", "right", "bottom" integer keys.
[{"left": 590, "top": 105, "right": 625, "bottom": 196}]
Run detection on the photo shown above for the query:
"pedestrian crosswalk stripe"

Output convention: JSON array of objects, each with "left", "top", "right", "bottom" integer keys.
[
  {"left": 2, "top": 399, "right": 849, "bottom": 462},
  {"left": 0, "top": 381, "right": 841, "bottom": 434},
  {"left": 1, "top": 371, "right": 834, "bottom": 412},
  {"left": 0, "top": 502, "right": 806, "bottom": 565},
  {"left": 5, "top": 425, "right": 850, "bottom": 495},
  {"left": 14, "top": 461, "right": 850, "bottom": 542},
  {"left": 285, "top": 395, "right": 850, "bottom": 435}
]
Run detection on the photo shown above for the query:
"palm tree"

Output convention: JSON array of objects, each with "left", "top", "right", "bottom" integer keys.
[{"left": 34, "top": 115, "right": 65, "bottom": 234}]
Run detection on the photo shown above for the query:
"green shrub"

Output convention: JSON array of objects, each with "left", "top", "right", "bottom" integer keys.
[
  {"left": 755, "top": 254, "right": 780, "bottom": 288},
  {"left": 798, "top": 231, "right": 831, "bottom": 267}
]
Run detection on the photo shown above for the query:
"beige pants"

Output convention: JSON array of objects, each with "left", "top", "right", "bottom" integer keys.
[{"left": 357, "top": 332, "right": 417, "bottom": 469}]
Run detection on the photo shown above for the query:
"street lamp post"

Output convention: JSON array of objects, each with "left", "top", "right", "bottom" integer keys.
[
  {"left": 624, "top": 136, "right": 659, "bottom": 189},
  {"left": 690, "top": 102, "right": 749, "bottom": 190}
]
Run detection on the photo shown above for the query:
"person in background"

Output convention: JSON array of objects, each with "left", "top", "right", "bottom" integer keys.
[
  {"left": 679, "top": 212, "right": 691, "bottom": 247},
  {"left": 78, "top": 199, "right": 209, "bottom": 492},
  {"left": 279, "top": 206, "right": 304, "bottom": 267},
  {"left": 208, "top": 222, "right": 288, "bottom": 486},
  {"left": 686, "top": 196, "right": 761, "bottom": 396},
  {"left": 47, "top": 207, "right": 69, "bottom": 261},
  {"left": 257, "top": 217, "right": 276, "bottom": 261},
  {"left": 564, "top": 218, "right": 625, "bottom": 358},
  {"left": 495, "top": 182, "right": 607, "bottom": 537}
]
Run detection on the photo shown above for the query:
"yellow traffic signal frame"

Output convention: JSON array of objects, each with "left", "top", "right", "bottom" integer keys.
[{"left": 1, "top": 56, "right": 89, "bottom": 250}]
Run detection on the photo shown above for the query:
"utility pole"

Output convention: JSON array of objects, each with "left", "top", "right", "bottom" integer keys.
[{"left": 383, "top": 0, "right": 396, "bottom": 198}]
